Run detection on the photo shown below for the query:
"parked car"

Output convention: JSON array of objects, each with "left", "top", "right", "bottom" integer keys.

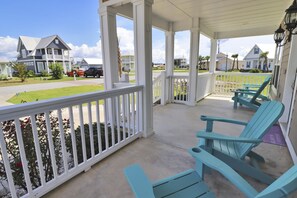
[
  {"left": 84, "top": 67, "right": 103, "bottom": 78},
  {"left": 67, "top": 69, "right": 84, "bottom": 77}
]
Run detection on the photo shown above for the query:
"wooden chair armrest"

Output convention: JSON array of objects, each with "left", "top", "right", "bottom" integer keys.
[
  {"left": 124, "top": 164, "right": 155, "bottom": 198},
  {"left": 200, "top": 115, "right": 248, "bottom": 126}
]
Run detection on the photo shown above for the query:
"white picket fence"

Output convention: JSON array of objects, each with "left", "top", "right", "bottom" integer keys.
[{"left": 0, "top": 85, "right": 144, "bottom": 198}]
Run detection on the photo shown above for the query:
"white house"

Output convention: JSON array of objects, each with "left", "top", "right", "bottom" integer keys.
[
  {"left": 243, "top": 44, "right": 275, "bottom": 71},
  {"left": 80, "top": 58, "right": 103, "bottom": 70},
  {"left": 121, "top": 55, "right": 135, "bottom": 71}
]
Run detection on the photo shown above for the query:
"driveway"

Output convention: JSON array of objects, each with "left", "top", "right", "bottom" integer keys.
[{"left": 0, "top": 78, "right": 104, "bottom": 107}]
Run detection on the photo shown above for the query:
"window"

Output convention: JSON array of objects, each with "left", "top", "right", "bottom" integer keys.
[
  {"left": 246, "top": 61, "right": 251, "bottom": 68},
  {"left": 21, "top": 49, "right": 27, "bottom": 58},
  {"left": 55, "top": 39, "right": 59, "bottom": 44},
  {"left": 254, "top": 47, "right": 259, "bottom": 54}
]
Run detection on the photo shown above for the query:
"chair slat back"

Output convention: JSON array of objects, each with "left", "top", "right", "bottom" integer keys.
[
  {"left": 250, "top": 76, "right": 271, "bottom": 103},
  {"left": 238, "top": 101, "right": 284, "bottom": 158}
]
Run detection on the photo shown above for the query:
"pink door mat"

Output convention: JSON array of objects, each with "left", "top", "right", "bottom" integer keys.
[{"left": 262, "top": 124, "right": 286, "bottom": 147}]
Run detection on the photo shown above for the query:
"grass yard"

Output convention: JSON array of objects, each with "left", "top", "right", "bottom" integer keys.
[
  {"left": 0, "top": 76, "right": 88, "bottom": 87},
  {"left": 8, "top": 85, "right": 105, "bottom": 104}
]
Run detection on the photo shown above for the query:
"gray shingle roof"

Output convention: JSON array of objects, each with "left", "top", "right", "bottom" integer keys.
[
  {"left": 19, "top": 35, "right": 71, "bottom": 52},
  {"left": 19, "top": 36, "right": 41, "bottom": 51}
]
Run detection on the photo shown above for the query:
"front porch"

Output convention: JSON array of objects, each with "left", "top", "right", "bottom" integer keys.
[{"left": 42, "top": 96, "right": 293, "bottom": 198}]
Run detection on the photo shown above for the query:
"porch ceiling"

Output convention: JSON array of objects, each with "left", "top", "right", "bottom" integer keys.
[{"left": 109, "top": 0, "right": 292, "bottom": 39}]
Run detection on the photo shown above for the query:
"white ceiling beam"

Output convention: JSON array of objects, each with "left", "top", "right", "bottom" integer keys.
[
  {"left": 215, "top": 26, "right": 277, "bottom": 39},
  {"left": 101, "top": 0, "right": 131, "bottom": 7},
  {"left": 116, "top": 3, "right": 170, "bottom": 31}
]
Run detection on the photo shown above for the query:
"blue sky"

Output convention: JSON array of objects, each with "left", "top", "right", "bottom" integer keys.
[{"left": 0, "top": 0, "right": 276, "bottom": 63}]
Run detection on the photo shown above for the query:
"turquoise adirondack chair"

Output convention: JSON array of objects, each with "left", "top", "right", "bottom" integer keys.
[
  {"left": 232, "top": 76, "right": 271, "bottom": 110},
  {"left": 197, "top": 100, "right": 284, "bottom": 184},
  {"left": 124, "top": 147, "right": 297, "bottom": 198}
]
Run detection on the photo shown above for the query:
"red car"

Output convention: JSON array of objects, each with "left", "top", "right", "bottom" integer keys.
[{"left": 67, "top": 69, "right": 85, "bottom": 77}]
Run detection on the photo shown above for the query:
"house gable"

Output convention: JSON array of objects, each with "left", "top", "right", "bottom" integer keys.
[{"left": 243, "top": 44, "right": 263, "bottom": 60}]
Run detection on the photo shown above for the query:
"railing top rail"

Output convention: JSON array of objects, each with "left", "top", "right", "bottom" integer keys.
[
  {"left": 214, "top": 72, "right": 272, "bottom": 77},
  {"left": 0, "top": 85, "right": 143, "bottom": 121}
]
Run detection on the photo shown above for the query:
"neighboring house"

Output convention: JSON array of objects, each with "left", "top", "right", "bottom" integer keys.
[
  {"left": 243, "top": 44, "right": 274, "bottom": 71},
  {"left": 80, "top": 58, "right": 103, "bottom": 70},
  {"left": 16, "top": 35, "right": 71, "bottom": 74},
  {"left": 0, "top": 61, "right": 12, "bottom": 78},
  {"left": 121, "top": 55, "right": 135, "bottom": 72},
  {"left": 174, "top": 58, "right": 187, "bottom": 68},
  {"left": 216, "top": 52, "right": 233, "bottom": 71}
]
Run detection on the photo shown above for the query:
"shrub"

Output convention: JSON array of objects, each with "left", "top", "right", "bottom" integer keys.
[
  {"left": 40, "top": 71, "right": 50, "bottom": 77},
  {"left": 49, "top": 63, "right": 63, "bottom": 79},
  {"left": 12, "top": 63, "right": 28, "bottom": 82},
  {"left": 66, "top": 123, "right": 125, "bottom": 164},
  {"left": 0, "top": 74, "right": 8, "bottom": 81},
  {"left": 0, "top": 112, "right": 70, "bottom": 195},
  {"left": 27, "top": 70, "right": 35, "bottom": 77},
  {"left": 249, "top": 68, "right": 262, "bottom": 73}
]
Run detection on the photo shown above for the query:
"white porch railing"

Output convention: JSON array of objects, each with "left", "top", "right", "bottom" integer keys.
[
  {"left": 152, "top": 72, "right": 166, "bottom": 104},
  {"left": 196, "top": 73, "right": 215, "bottom": 101},
  {"left": 170, "top": 75, "right": 189, "bottom": 104},
  {"left": 214, "top": 72, "right": 271, "bottom": 96},
  {"left": 0, "top": 85, "right": 143, "bottom": 198}
]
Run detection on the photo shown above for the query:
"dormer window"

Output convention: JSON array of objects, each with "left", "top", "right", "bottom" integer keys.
[
  {"left": 254, "top": 47, "right": 259, "bottom": 54},
  {"left": 55, "top": 39, "right": 59, "bottom": 44}
]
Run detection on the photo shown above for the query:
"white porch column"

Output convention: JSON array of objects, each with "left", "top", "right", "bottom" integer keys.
[
  {"left": 188, "top": 18, "right": 200, "bottom": 106},
  {"left": 45, "top": 48, "right": 49, "bottom": 73},
  {"left": 52, "top": 48, "right": 56, "bottom": 63},
  {"left": 133, "top": 0, "right": 154, "bottom": 137},
  {"left": 62, "top": 49, "right": 67, "bottom": 73},
  {"left": 99, "top": 6, "right": 119, "bottom": 90},
  {"left": 165, "top": 26, "right": 175, "bottom": 104},
  {"left": 209, "top": 39, "right": 217, "bottom": 73}
]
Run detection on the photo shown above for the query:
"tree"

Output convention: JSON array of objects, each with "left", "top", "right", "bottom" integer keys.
[
  {"left": 259, "top": 51, "right": 269, "bottom": 72},
  {"left": 198, "top": 56, "right": 205, "bottom": 69},
  {"left": 204, "top": 56, "right": 210, "bottom": 70},
  {"left": 231, "top": 54, "right": 238, "bottom": 71},
  {"left": 49, "top": 63, "right": 64, "bottom": 79},
  {"left": 12, "top": 63, "right": 28, "bottom": 82}
]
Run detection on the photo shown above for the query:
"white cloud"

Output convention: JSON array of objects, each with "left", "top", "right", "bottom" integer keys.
[
  {"left": 0, "top": 36, "right": 18, "bottom": 61},
  {"left": 68, "top": 41, "right": 102, "bottom": 60}
]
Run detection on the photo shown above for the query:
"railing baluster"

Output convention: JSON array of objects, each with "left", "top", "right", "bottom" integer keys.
[
  {"left": 0, "top": 123, "right": 18, "bottom": 198},
  {"left": 95, "top": 101, "right": 102, "bottom": 154},
  {"left": 88, "top": 102, "right": 95, "bottom": 157},
  {"left": 110, "top": 98, "right": 115, "bottom": 147},
  {"left": 131, "top": 92, "right": 136, "bottom": 135},
  {"left": 78, "top": 105, "right": 87, "bottom": 162},
  {"left": 15, "top": 119, "right": 33, "bottom": 196},
  {"left": 30, "top": 114, "right": 46, "bottom": 186},
  {"left": 115, "top": 96, "right": 121, "bottom": 144},
  {"left": 103, "top": 99, "right": 109, "bottom": 150},
  {"left": 57, "top": 109, "right": 68, "bottom": 173},
  {"left": 69, "top": 106, "right": 78, "bottom": 167},
  {"left": 122, "top": 95, "right": 126, "bottom": 141},
  {"left": 45, "top": 112, "right": 58, "bottom": 178},
  {"left": 127, "top": 94, "right": 131, "bottom": 138}
]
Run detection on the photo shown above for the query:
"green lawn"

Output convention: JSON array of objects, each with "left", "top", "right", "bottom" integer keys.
[
  {"left": 8, "top": 85, "right": 105, "bottom": 104},
  {"left": 0, "top": 76, "right": 89, "bottom": 87}
]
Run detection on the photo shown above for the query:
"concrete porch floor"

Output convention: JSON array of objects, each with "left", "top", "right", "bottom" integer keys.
[{"left": 43, "top": 96, "right": 294, "bottom": 198}]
